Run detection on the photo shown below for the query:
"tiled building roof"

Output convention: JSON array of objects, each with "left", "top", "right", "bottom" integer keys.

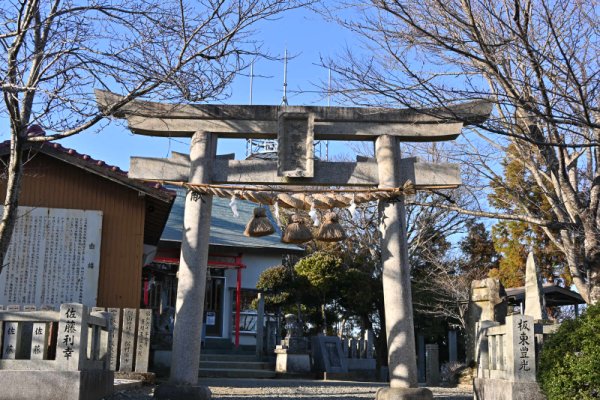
[{"left": 161, "top": 187, "right": 303, "bottom": 254}]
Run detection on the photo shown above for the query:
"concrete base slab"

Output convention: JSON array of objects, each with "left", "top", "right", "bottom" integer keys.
[
  {"left": 115, "top": 371, "right": 156, "bottom": 384},
  {"left": 114, "top": 379, "right": 144, "bottom": 390},
  {"left": 473, "top": 378, "right": 545, "bottom": 400},
  {"left": 0, "top": 370, "right": 113, "bottom": 400},
  {"left": 323, "top": 370, "right": 378, "bottom": 382},
  {"left": 154, "top": 383, "right": 212, "bottom": 400},
  {"left": 375, "top": 387, "right": 434, "bottom": 400}
]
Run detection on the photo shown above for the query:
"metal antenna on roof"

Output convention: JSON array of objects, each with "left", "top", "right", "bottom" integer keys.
[
  {"left": 249, "top": 61, "right": 254, "bottom": 106},
  {"left": 327, "top": 68, "right": 331, "bottom": 107},
  {"left": 281, "top": 48, "right": 288, "bottom": 106},
  {"left": 325, "top": 68, "right": 331, "bottom": 160}
]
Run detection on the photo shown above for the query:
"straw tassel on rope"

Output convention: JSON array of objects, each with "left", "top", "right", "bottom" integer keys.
[
  {"left": 316, "top": 212, "right": 346, "bottom": 242},
  {"left": 282, "top": 214, "right": 313, "bottom": 244},
  {"left": 244, "top": 207, "right": 275, "bottom": 237}
]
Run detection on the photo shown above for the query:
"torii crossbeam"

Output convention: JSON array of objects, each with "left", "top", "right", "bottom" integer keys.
[{"left": 96, "top": 90, "right": 491, "bottom": 400}]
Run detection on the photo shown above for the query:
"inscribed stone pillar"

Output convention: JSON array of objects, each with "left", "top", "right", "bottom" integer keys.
[
  {"left": 156, "top": 131, "right": 214, "bottom": 400},
  {"left": 119, "top": 308, "right": 136, "bottom": 372},
  {"left": 56, "top": 303, "right": 87, "bottom": 371},
  {"left": 135, "top": 309, "right": 152, "bottom": 373},
  {"left": 375, "top": 135, "right": 432, "bottom": 400},
  {"left": 31, "top": 322, "right": 49, "bottom": 360},
  {"left": 505, "top": 315, "right": 536, "bottom": 382},
  {"left": 107, "top": 308, "right": 120, "bottom": 371},
  {"left": 2, "top": 321, "right": 20, "bottom": 360}
]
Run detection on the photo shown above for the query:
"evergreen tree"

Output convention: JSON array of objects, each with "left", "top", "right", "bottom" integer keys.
[{"left": 489, "top": 148, "right": 568, "bottom": 288}]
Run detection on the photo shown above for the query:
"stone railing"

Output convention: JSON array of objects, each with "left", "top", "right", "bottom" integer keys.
[
  {"left": 341, "top": 335, "right": 375, "bottom": 360},
  {"left": 0, "top": 303, "right": 115, "bottom": 400},
  {"left": 474, "top": 314, "right": 559, "bottom": 399},
  {"left": 91, "top": 307, "right": 152, "bottom": 374},
  {"left": 0, "top": 303, "right": 112, "bottom": 371},
  {"left": 340, "top": 333, "right": 376, "bottom": 376}
]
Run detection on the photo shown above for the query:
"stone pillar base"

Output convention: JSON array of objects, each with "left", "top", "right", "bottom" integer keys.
[
  {"left": 154, "top": 383, "right": 212, "bottom": 400},
  {"left": 0, "top": 370, "right": 113, "bottom": 400},
  {"left": 275, "top": 352, "right": 311, "bottom": 374},
  {"left": 375, "top": 387, "right": 433, "bottom": 400}
]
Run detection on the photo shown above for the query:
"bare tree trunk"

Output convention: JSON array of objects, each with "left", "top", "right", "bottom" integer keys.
[
  {"left": 0, "top": 133, "right": 24, "bottom": 274},
  {"left": 321, "top": 302, "right": 327, "bottom": 335}
]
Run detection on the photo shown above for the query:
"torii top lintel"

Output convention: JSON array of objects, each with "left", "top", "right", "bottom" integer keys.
[{"left": 95, "top": 90, "right": 492, "bottom": 142}]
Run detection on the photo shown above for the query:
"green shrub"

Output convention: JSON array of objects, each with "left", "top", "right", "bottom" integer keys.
[{"left": 538, "top": 304, "right": 600, "bottom": 399}]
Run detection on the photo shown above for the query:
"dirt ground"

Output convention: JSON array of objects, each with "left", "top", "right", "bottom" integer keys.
[{"left": 107, "top": 378, "right": 474, "bottom": 400}]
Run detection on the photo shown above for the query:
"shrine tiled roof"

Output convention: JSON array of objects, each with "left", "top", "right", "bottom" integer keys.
[
  {"left": 161, "top": 187, "right": 304, "bottom": 254},
  {"left": 0, "top": 139, "right": 176, "bottom": 245},
  {"left": 0, "top": 140, "right": 175, "bottom": 201}
]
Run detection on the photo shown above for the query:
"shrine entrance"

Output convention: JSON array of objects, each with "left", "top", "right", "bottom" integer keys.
[
  {"left": 204, "top": 268, "right": 224, "bottom": 337},
  {"left": 97, "top": 90, "right": 491, "bottom": 400}
]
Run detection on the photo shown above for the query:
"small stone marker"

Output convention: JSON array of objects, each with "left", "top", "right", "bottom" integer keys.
[
  {"left": 365, "top": 330, "right": 375, "bottom": 359},
  {"left": 119, "top": 308, "right": 136, "bottom": 372},
  {"left": 350, "top": 338, "right": 357, "bottom": 358},
  {"left": 448, "top": 330, "right": 458, "bottom": 362},
  {"left": 91, "top": 307, "right": 107, "bottom": 361},
  {"left": 23, "top": 305, "right": 36, "bottom": 311},
  {"left": 425, "top": 344, "right": 440, "bottom": 386},
  {"left": 3, "top": 321, "right": 20, "bottom": 359},
  {"left": 358, "top": 338, "right": 365, "bottom": 358},
  {"left": 135, "top": 309, "right": 152, "bottom": 372},
  {"left": 108, "top": 308, "right": 120, "bottom": 371},
  {"left": 31, "top": 322, "right": 48, "bottom": 359},
  {"left": 6, "top": 305, "right": 20, "bottom": 311}
]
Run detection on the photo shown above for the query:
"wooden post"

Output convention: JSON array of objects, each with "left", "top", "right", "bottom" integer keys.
[
  {"left": 255, "top": 293, "right": 265, "bottom": 359},
  {"left": 235, "top": 267, "right": 242, "bottom": 348}
]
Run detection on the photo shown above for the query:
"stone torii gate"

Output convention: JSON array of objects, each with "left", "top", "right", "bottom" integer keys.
[{"left": 96, "top": 90, "right": 491, "bottom": 400}]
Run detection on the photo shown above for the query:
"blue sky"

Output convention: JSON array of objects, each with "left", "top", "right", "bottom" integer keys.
[{"left": 59, "top": 7, "right": 358, "bottom": 170}]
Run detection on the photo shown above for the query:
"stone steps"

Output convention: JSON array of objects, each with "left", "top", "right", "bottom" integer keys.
[
  {"left": 198, "top": 353, "right": 276, "bottom": 379},
  {"left": 200, "top": 353, "right": 257, "bottom": 362},
  {"left": 200, "top": 360, "right": 273, "bottom": 370},
  {"left": 198, "top": 367, "right": 276, "bottom": 379}
]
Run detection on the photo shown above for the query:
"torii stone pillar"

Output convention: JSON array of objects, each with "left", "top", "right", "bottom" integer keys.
[
  {"left": 375, "top": 135, "right": 432, "bottom": 400},
  {"left": 94, "top": 90, "right": 492, "bottom": 400},
  {"left": 155, "top": 131, "right": 214, "bottom": 400}
]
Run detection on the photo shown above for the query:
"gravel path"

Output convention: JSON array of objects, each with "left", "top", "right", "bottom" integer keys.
[{"left": 106, "top": 378, "right": 474, "bottom": 400}]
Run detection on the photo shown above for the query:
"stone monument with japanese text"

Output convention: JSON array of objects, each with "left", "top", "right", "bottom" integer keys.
[{"left": 0, "top": 206, "right": 102, "bottom": 309}]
